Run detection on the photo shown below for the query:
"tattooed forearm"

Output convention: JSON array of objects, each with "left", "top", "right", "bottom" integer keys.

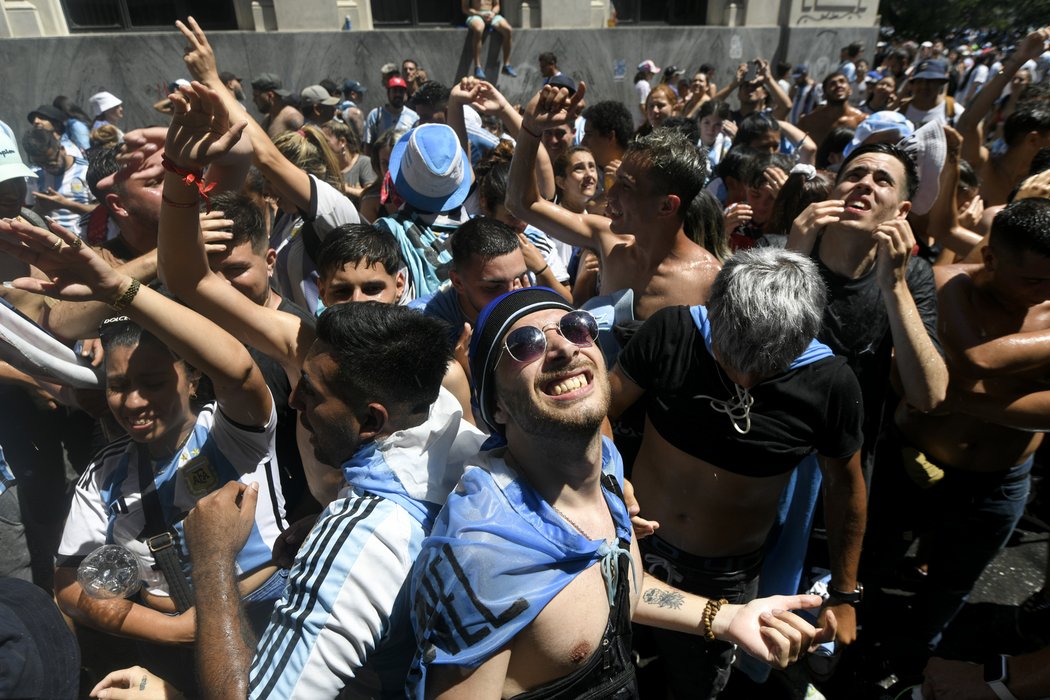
[{"left": 642, "top": 588, "right": 685, "bottom": 610}]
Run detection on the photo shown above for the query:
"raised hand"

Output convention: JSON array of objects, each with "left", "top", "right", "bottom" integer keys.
[
  {"left": 1018, "top": 26, "right": 1050, "bottom": 62},
  {"left": 470, "top": 80, "right": 510, "bottom": 115},
  {"left": 724, "top": 202, "right": 753, "bottom": 234},
  {"left": 788, "top": 199, "right": 845, "bottom": 254},
  {"left": 958, "top": 194, "right": 984, "bottom": 231},
  {"left": 175, "top": 16, "right": 220, "bottom": 84},
  {"left": 165, "top": 81, "right": 246, "bottom": 172},
  {"left": 522, "top": 82, "right": 587, "bottom": 134},
  {"left": 0, "top": 218, "right": 127, "bottom": 303},
  {"left": 96, "top": 128, "right": 168, "bottom": 192},
  {"left": 450, "top": 76, "right": 483, "bottom": 106},
  {"left": 713, "top": 594, "right": 834, "bottom": 668},
  {"left": 762, "top": 166, "right": 788, "bottom": 199},
  {"left": 199, "top": 210, "right": 235, "bottom": 253},
  {"left": 872, "top": 217, "right": 915, "bottom": 292},
  {"left": 184, "top": 481, "right": 259, "bottom": 564}
]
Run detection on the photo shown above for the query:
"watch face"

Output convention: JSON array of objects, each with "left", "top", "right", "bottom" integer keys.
[{"left": 983, "top": 654, "right": 1007, "bottom": 683}]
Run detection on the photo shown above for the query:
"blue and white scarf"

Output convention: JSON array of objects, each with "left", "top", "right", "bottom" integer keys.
[{"left": 407, "top": 436, "right": 633, "bottom": 698}]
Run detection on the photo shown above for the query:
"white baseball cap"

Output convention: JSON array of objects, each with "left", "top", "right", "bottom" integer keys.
[{"left": 0, "top": 132, "right": 35, "bottom": 184}]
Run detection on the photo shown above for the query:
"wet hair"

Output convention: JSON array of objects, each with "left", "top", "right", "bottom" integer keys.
[
  {"left": 989, "top": 198, "right": 1050, "bottom": 260},
  {"left": 837, "top": 141, "right": 918, "bottom": 201},
  {"left": 684, "top": 189, "right": 730, "bottom": 261},
  {"left": 316, "top": 223, "right": 402, "bottom": 279},
  {"left": 87, "top": 146, "right": 119, "bottom": 201},
  {"left": 315, "top": 302, "right": 451, "bottom": 414},
  {"left": 708, "top": 247, "right": 826, "bottom": 378},
  {"left": 272, "top": 125, "right": 342, "bottom": 191},
  {"left": 816, "top": 127, "right": 855, "bottom": 169},
  {"left": 698, "top": 100, "right": 732, "bottom": 122},
  {"left": 716, "top": 146, "right": 760, "bottom": 184},
  {"left": 410, "top": 80, "right": 451, "bottom": 111},
  {"left": 208, "top": 191, "right": 267, "bottom": 254},
  {"left": 323, "top": 119, "right": 363, "bottom": 156},
  {"left": 623, "top": 127, "right": 709, "bottom": 219},
  {"left": 660, "top": 116, "right": 701, "bottom": 145},
  {"left": 580, "top": 101, "right": 634, "bottom": 148},
  {"left": 450, "top": 217, "right": 520, "bottom": 270},
  {"left": 52, "top": 96, "right": 92, "bottom": 125},
  {"left": 1003, "top": 105, "right": 1050, "bottom": 147},
  {"left": 768, "top": 168, "right": 835, "bottom": 235}
]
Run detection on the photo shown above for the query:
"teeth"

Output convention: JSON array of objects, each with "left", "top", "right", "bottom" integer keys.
[
  {"left": 549, "top": 374, "right": 589, "bottom": 396},
  {"left": 131, "top": 418, "right": 151, "bottom": 426}
]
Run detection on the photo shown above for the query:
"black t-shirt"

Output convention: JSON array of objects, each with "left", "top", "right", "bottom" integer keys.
[
  {"left": 248, "top": 296, "right": 318, "bottom": 516},
  {"left": 617, "top": 306, "right": 864, "bottom": 478},
  {"left": 813, "top": 240, "right": 942, "bottom": 464}
]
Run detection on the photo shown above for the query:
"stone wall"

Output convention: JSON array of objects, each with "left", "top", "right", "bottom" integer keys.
[{"left": 0, "top": 25, "right": 876, "bottom": 137}]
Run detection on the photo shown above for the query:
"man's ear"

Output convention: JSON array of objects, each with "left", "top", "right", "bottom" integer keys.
[
  {"left": 358, "top": 402, "right": 390, "bottom": 442},
  {"left": 981, "top": 244, "right": 997, "bottom": 272},
  {"left": 105, "top": 192, "right": 127, "bottom": 219},
  {"left": 395, "top": 270, "right": 406, "bottom": 302},
  {"left": 660, "top": 194, "right": 681, "bottom": 218},
  {"left": 265, "top": 248, "right": 277, "bottom": 275},
  {"left": 897, "top": 199, "right": 912, "bottom": 219},
  {"left": 450, "top": 268, "right": 465, "bottom": 294}
]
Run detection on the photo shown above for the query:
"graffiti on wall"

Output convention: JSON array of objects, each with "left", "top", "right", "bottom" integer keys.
[{"left": 797, "top": 0, "right": 870, "bottom": 24}]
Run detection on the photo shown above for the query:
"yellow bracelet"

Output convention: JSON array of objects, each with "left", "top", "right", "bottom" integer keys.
[{"left": 109, "top": 278, "right": 141, "bottom": 311}]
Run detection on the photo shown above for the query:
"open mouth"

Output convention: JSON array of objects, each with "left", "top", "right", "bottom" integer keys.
[
  {"left": 543, "top": 370, "right": 593, "bottom": 398},
  {"left": 843, "top": 195, "right": 872, "bottom": 213},
  {"left": 127, "top": 417, "right": 154, "bottom": 433}
]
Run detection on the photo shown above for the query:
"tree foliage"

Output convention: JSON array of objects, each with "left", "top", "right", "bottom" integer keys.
[{"left": 880, "top": 0, "right": 1050, "bottom": 40}]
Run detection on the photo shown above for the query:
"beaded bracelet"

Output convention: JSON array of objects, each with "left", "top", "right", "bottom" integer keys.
[{"left": 702, "top": 597, "right": 728, "bottom": 641}]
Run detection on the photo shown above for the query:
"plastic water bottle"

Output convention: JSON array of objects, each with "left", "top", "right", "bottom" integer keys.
[
  {"left": 77, "top": 544, "right": 141, "bottom": 599},
  {"left": 342, "top": 15, "right": 352, "bottom": 31}
]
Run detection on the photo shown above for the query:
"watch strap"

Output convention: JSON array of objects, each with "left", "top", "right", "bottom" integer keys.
[{"left": 987, "top": 679, "right": 1020, "bottom": 700}]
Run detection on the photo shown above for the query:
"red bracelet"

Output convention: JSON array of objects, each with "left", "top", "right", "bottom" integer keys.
[{"left": 161, "top": 155, "right": 217, "bottom": 211}]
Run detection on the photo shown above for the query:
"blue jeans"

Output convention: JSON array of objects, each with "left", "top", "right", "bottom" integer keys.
[
  {"left": 638, "top": 535, "right": 762, "bottom": 700},
  {"left": 912, "top": 456, "right": 1032, "bottom": 647},
  {"left": 243, "top": 567, "right": 289, "bottom": 638}
]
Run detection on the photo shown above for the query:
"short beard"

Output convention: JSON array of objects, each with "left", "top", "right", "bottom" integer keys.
[{"left": 496, "top": 372, "right": 610, "bottom": 440}]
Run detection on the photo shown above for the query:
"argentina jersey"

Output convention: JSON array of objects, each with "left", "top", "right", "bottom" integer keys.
[{"left": 57, "top": 399, "right": 285, "bottom": 599}]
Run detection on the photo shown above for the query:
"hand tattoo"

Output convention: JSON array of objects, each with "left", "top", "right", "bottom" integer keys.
[
  {"left": 140, "top": 674, "right": 148, "bottom": 691},
  {"left": 642, "top": 588, "right": 685, "bottom": 610}
]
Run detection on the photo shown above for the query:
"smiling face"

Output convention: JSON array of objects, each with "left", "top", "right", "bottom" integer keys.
[
  {"left": 833, "top": 152, "right": 911, "bottom": 231},
  {"left": 646, "top": 91, "right": 675, "bottom": 127},
  {"left": 105, "top": 340, "right": 197, "bottom": 458},
  {"left": 557, "top": 150, "right": 598, "bottom": 205},
  {"left": 492, "top": 309, "right": 609, "bottom": 438}
]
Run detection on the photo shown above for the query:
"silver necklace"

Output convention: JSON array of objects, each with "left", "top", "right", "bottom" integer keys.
[{"left": 551, "top": 503, "right": 594, "bottom": 540}]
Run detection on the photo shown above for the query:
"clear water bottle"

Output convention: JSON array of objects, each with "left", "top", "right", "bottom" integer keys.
[
  {"left": 342, "top": 15, "right": 352, "bottom": 31},
  {"left": 77, "top": 544, "right": 141, "bottom": 599}
]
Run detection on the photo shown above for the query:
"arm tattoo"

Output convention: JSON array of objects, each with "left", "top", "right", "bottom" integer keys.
[
  {"left": 140, "top": 674, "right": 148, "bottom": 691},
  {"left": 642, "top": 588, "right": 685, "bottom": 610}
]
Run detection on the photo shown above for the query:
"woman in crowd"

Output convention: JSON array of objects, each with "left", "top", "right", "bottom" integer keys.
[
  {"left": 863, "top": 74, "right": 900, "bottom": 113},
  {"left": 639, "top": 84, "right": 678, "bottom": 135},
  {"left": 359, "top": 127, "right": 405, "bottom": 223},
  {"left": 52, "top": 95, "right": 93, "bottom": 152},
  {"left": 323, "top": 118, "right": 376, "bottom": 202},
  {"left": 698, "top": 99, "right": 734, "bottom": 170}
]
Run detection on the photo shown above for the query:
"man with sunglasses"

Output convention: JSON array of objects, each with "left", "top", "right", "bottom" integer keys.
[
  {"left": 607, "top": 248, "right": 866, "bottom": 699},
  {"left": 409, "top": 286, "right": 835, "bottom": 699}
]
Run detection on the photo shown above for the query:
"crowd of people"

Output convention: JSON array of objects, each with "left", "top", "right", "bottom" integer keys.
[{"left": 1, "top": 12, "right": 1050, "bottom": 700}]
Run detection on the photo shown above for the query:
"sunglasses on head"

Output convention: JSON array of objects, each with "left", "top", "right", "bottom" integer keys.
[{"left": 502, "top": 310, "right": 599, "bottom": 364}]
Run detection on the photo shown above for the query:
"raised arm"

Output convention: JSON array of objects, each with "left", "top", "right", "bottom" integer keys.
[
  {"left": 925, "top": 126, "right": 983, "bottom": 260},
  {"left": 177, "top": 17, "right": 314, "bottom": 214},
  {"left": 0, "top": 215, "right": 271, "bottom": 428},
  {"left": 506, "top": 84, "right": 612, "bottom": 251},
  {"left": 777, "top": 120, "right": 816, "bottom": 165},
  {"left": 758, "top": 59, "right": 791, "bottom": 120},
  {"left": 713, "top": 63, "right": 748, "bottom": 103},
  {"left": 957, "top": 27, "right": 1050, "bottom": 168},
  {"left": 158, "top": 80, "right": 315, "bottom": 375}
]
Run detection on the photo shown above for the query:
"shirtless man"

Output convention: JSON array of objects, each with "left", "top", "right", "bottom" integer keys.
[
  {"left": 798, "top": 72, "right": 866, "bottom": 151},
  {"left": 956, "top": 27, "right": 1050, "bottom": 207},
  {"left": 507, "top": 84, "right": 721, "bottom": 328},
  {"left": 409, "top": 287, "right": 835, "bottom": 699},
  {"left": 250, "top": 73, "right": 304, "bottom": 139},
  {"left": 883, "top": 197, "right": 1050, "bottom": 647},
  {"left": 609, "top": 248, "right": 867, "bottom": 698},
  {"left": 463, "top": 0, "right": 516, "bottom": 80}
]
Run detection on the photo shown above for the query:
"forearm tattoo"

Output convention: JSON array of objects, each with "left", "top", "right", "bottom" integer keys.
[{"left": 642, "top": 588, "right": 685, "bottom": 610}]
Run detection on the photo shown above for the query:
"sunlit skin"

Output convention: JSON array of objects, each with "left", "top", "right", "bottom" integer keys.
[
  {"left": 690, "top": 73, "right": 708, "bottom": 96},
  {"left": 823, "top": 75, "right": 851, "bottom": 105},
  {"left": 451, "top": 250, "right": 528, "bottom": 322},
  {"left": 105, "top": 340, "right": 199, "bottom": 459},
  {"left": 832, "top": 153, "right": 911, "bottom": 231},
  {"left": 555, "top": 151, "right": 598, "bottom": 211},
  {"left": 646, "top": 92, "right": 675, "bottom": 128},
  {"left": 318, "top": 260, "right": 405, "bottom": 306},
  {"left": 604, "top": 155, "right": 673, "bottom": 235},
  {"left": 207, "top": 240, "right": 276, "bottom": 308}
]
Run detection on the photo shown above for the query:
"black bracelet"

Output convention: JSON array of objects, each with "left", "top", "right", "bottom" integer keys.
[
  {"left": 521, "top": 124, "right": 542, "bottom": 139},
  {"left": 535, "top": 264, "right": 549, "bottom": 276}
]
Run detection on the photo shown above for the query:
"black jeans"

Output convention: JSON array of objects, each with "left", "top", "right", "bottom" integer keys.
[{"left": 638, "top": 535, "right": 763, "bottom": 700}]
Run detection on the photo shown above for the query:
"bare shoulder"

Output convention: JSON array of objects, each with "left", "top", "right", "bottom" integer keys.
[{"left": 933, "top": 262, "right": 979, "bottom": 290}]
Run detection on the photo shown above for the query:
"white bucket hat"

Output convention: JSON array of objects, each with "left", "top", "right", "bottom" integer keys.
[{"left": 89, "top": 91, "right": 123, "bottom": 118}]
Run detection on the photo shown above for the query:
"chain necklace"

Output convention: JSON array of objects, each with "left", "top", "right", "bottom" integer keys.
[{"left": 550, "top": 503, "right": 594, "bottom": 540}]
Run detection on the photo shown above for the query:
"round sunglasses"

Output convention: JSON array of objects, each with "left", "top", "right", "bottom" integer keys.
[{"left": 502, "top": 310, "right": 599, "bottom": 364}]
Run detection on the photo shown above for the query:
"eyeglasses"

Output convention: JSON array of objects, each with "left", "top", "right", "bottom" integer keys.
[{"left": 502, "top": 310, "right": 599, "bottom": 364}]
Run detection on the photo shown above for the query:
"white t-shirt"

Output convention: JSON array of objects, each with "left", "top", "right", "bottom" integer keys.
[
  {"left": 634, "top": 79, "right": 652, "bottom": 128},
  {"left": 58, "top": 401, "right": 283, "bottom": 598}
]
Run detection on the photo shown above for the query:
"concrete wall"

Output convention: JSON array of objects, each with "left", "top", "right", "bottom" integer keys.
[{"left": 0, "top": 25, "right": 876, "bottom": 137}]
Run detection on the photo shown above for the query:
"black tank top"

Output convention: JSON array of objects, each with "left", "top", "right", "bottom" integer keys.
[{"left": 510, "top": 538, "right": 639, "bottom": 700}]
